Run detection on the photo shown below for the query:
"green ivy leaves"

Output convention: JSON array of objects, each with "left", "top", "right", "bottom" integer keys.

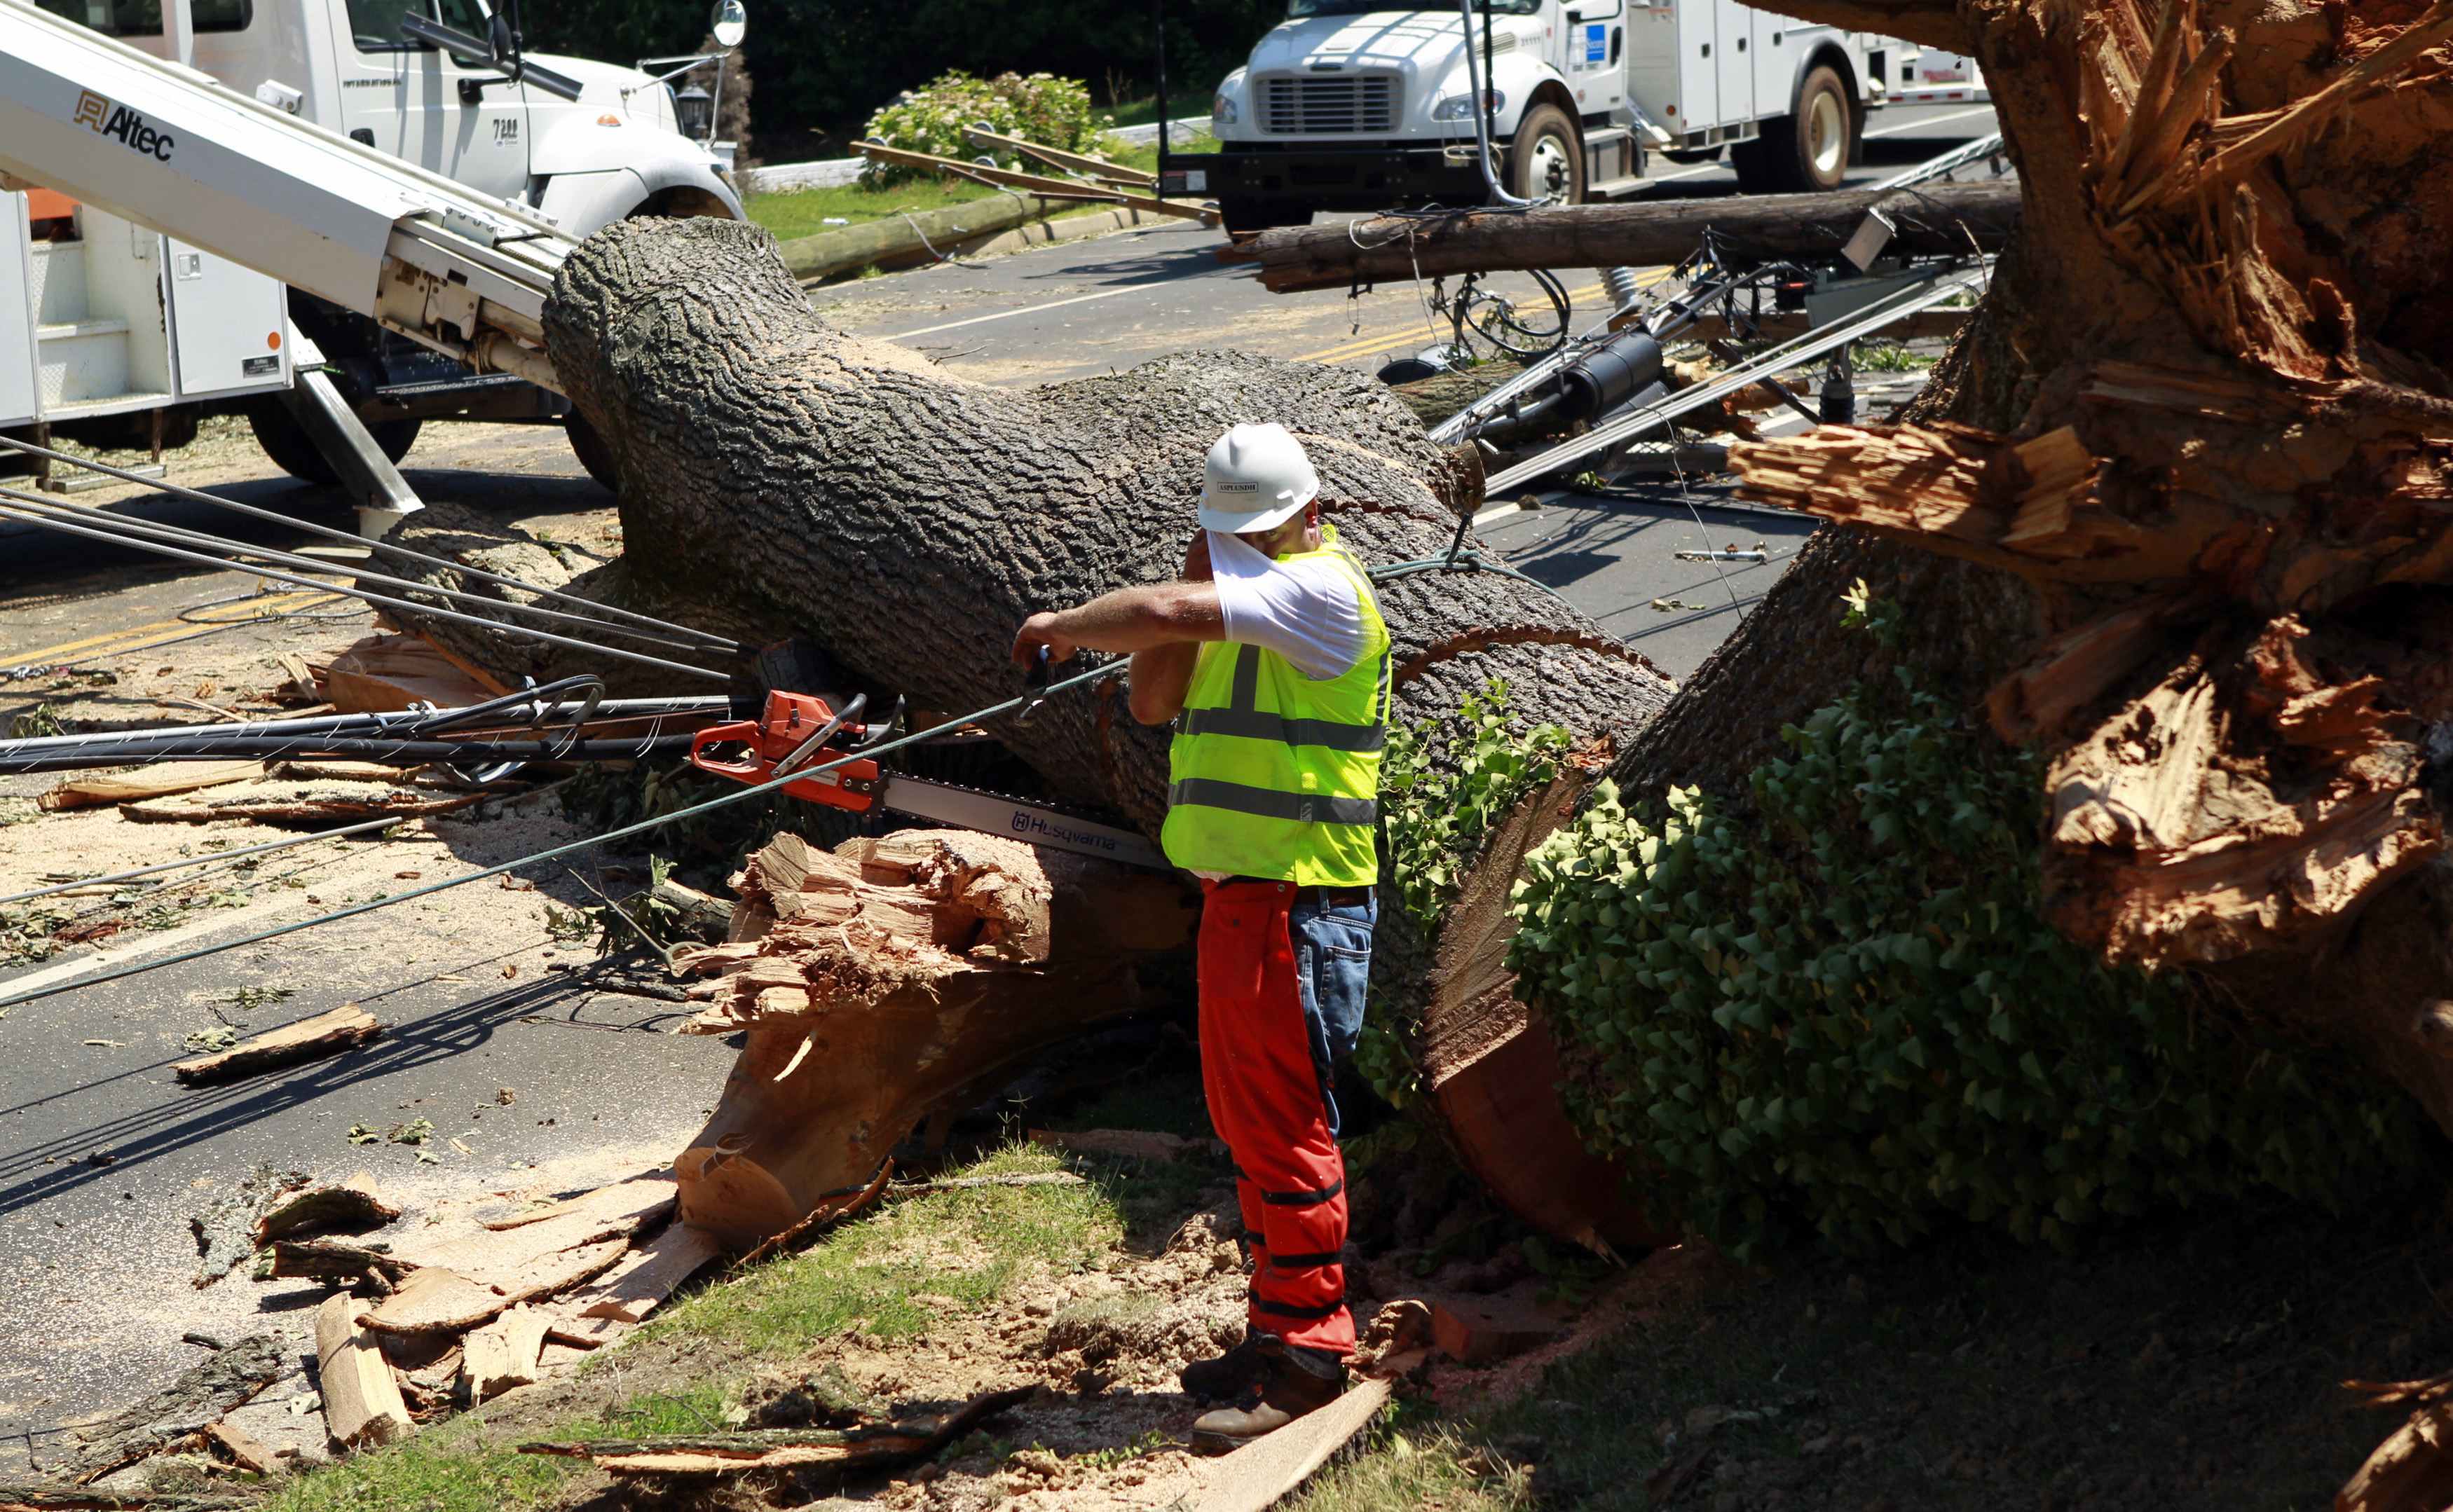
[{"left": 1508, "top": 661, "right": 2426, "bottom": 1261}]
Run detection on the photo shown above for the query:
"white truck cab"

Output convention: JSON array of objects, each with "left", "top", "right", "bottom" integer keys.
[
  {"left": 1180, "top": 0, "right": 1936, "bottom": 233},
  {"left": 1, "top": 0, "right": 741, "bottom": 483}
]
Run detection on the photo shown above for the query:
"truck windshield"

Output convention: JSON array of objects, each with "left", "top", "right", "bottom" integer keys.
[{"left": 1287, "top": 0, "right": 1540, "bottom": 15}]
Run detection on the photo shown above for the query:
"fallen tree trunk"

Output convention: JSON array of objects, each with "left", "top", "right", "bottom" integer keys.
[
  {"left": 381, "top": 212, "right": 1675, "bottom": 1246},
  {"left": 1250, "top": 181, "right": 2022, "bottom": 293}
]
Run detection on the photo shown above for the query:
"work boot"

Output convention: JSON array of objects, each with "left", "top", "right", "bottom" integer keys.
[
  {"left": 1189, "top": 1335, "right": 1346, "bottom": 1455},
  {"left": 1178, "top": 1330, "right": 1268, "bottom": 1405}
]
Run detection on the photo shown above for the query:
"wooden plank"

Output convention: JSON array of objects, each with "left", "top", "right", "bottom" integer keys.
[
  {"left": 125, "top": 784, "right": 478, "bottom": 827},
  {"left": 460, "top": 1305, "right": 551, "bottom": 1404},
  {"left": 959, "top": 125, "right": 1156, "bottom": 185},
  {"left": 493, "top": 1237, "right": 630, "bottom": 1307},
  {"left": 1187, "top": 1376, "right": 1393, "bottom": 1512},
  {"left": 39, "top": 760, "right": 265, "bottom": 812},
  {"left": 855, "top": 140, "right": 1218, "bottom": 225},
  {"left": 357, "top": 1266, "right": 508, "bottom": 1337},
  {"left": 313, "top": 1293, "right": 411, "bottom": 1449},
  {"left": 479, "top": 1170, "right": 675, "bottom": 1232},
  {"left": 322, "top": 633, "right": 503, "bottom": 715},
  {"left": 203, "top": 1419, "right": 280, "bottom": 1475},
  {"left": 568, "top": 1223, "right": 722, "bottom": 1323},
  {"left": 172, "top": 1005, "right": 381, "bottom": 1086}
]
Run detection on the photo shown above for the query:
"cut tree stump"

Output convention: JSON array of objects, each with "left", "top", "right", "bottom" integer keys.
[
  {"left": 314, "top": 1293, "right": 411, "bottom": 1449},
  {"left": 674, "top": 830, "right": 1198, "bottom": 1243},
  {"left": 460, "top": 1306, "right": 551, "bottom": 1405},
  {"left": 173, "top": 1006, "right": 381, "bottom": 1086},
  {"left": 1249, "top": 181, "right": 2021, "bottom": 292}
]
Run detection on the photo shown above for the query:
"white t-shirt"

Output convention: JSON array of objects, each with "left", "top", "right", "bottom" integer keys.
[{"left": 1207, "top": 529, "right": 1371, "bottom": 681}]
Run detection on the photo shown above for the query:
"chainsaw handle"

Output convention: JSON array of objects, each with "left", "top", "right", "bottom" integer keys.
[{"left": 688, "top": 719, "right": 766, "bottom": 780}]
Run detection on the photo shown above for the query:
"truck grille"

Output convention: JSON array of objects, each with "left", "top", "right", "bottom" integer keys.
[{"left": 1256, "top": 74, "right": 1400, "bottom": 135}]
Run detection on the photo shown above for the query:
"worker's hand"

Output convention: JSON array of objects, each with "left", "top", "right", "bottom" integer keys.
[
  {"left": 1180, "top": 530, "right": 1213, "bottom": 584},
  {"left": 1011, "top": 612, "right": 1078, "bottom": 667}
]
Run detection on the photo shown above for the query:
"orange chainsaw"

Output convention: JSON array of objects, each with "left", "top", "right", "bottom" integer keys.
[{"left": 686, "top": 685, "right": 1168, "bottom": 872}]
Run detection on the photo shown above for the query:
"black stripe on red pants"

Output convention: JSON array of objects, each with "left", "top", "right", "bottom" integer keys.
[{"left": 1198, "top": 879, "right": 1355, "bottom": 1355}]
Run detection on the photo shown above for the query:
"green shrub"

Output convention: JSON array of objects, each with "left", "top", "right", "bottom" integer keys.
[
  {"left": 1509, "top": 628, "right": 2428, "bottom": 1259},
  {"left": 861, "top": 70, "right": 1108, "bottom": 186},
  {"left": 1359, "top": 681, "right": 1571, "bottom": 1108}
]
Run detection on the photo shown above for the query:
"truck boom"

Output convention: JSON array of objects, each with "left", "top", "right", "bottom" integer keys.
[{"left": 0, "top": 0, "right": 573, "bottom": 394}]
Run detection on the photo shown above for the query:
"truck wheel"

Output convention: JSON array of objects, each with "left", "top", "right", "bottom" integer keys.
[
  {"left": 247, "top": 399, "right": 420, "bottom": 486},
  {"left": 567, "top": 413, "right": 618, "bottom": 490},
  {"left": 1757, "top": 65, "right": 1853, "bottom": 192},
  {"left": 1217, "top": 198, "right": 1311, "bottom": 235},
  {"left": 1508, "top": 104, "right": 1585, "bottom": 203}
]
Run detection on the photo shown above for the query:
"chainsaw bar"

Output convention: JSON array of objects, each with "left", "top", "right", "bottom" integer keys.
[{"left": 878, "top": 776, "right": 1170, "bottom": 872}]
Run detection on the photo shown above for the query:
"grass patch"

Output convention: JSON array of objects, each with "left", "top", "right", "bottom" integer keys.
[
  {"left": 742, "top": 132, "right": 1215, "bottom": 244},
  {"left": 261, "top": 1417, "right": 572, "bottom": 1512},
  {"left": 1290, "top": 1421, "right": 1533, "bottom": 1512},
  {"left": 640, "top": 1141, "right": 1125, "bottom": 1359}
]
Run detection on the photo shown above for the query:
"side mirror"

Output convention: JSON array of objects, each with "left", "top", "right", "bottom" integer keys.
[
  {"left": 710, "top": 0, "right": 746, "bottom": 50},
  {"left": 487, "top": 11, "right": 515, "bottom": 64}
]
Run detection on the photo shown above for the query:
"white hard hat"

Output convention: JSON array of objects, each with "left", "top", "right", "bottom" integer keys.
[{"left": 1199, "top": 422, "right": 1320, "bottom": 534}]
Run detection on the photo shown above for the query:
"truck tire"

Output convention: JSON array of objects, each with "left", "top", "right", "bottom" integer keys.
[
  {"left": 246, "top": 399, "right": 420, "bottom": 486},
  {"left": 567, "top": 413, "right": 618, "bottom": 490},
  {"left": 1738, "top": 64, "right": 1853, "bottom": 193},
  {"left": 1508, "top": 103, "right": 1585, "bottom": 203},
  {"left": 1218, "top": 198, "right": 1311, "bottom": 235}
]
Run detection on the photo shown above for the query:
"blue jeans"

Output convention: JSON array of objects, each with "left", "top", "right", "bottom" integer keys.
[{"left": 1287, "top": 887, "right": 1376, "bottom": 1136}]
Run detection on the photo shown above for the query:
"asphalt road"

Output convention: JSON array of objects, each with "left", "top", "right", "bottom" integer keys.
[{"left": 0, "top": 123, "right": 1994, "bottom": 1454}]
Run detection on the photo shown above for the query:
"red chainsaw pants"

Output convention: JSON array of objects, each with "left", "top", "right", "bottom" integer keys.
[{"left": 1198, "top": 877, "right": 1371, "bottom": 1356}]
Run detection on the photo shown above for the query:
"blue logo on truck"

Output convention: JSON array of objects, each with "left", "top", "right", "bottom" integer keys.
[{"left": 1584, "top": 23, "right": 1606, "bottom": 62}]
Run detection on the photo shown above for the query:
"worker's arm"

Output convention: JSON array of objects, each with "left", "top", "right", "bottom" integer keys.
[{"left": 1012, "top": 534, "right": 1219, "bottom": 724}]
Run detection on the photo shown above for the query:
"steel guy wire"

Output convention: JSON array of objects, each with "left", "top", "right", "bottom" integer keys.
[
  {"left": 0, "top": 662, "right": 1117, "bottom": 1012},
  {"left": 0, "top": 497, "right": 734, "bottom": 685},
  {"left": 0, "top": 433, "right": 750, "bottom": 657},
  {"left": 0, "top": 485, "right": 730, "bottom": 661}
]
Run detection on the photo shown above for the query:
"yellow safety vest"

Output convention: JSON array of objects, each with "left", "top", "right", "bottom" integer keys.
[{"left": 1161, "top": 529, "right": 1391, "bottom": 886}]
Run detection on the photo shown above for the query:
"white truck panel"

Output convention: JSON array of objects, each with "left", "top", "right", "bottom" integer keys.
[
  {"left": 1712, "top": 1, "right": 1752, "bottom": 128},
  {"left": 79, "top": 207, "right": 172, "bottom": 400},
  {"left": 166, "top": 237, "right": 291, "bottom": 399},
  {"left": 0, "top": 200, "right": 38, "bottom": 424}
]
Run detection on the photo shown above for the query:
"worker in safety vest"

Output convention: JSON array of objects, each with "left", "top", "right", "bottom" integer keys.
[{"left": 1011, "top": 422, "right": 1386, "bottom": 1451}]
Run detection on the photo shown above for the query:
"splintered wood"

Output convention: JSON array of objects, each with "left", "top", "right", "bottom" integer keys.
[
  {"left": 519, "top": 1383, "right": 1036, "bottom": 1479},
  {"left": 172, "top": 1005, "right": 382, "bottom": 1085},
  {"left": 673, "top": 830, "right": 1195, "bottom": 1244},
  {"left": 315, "top": 1293, "right": 411, "bottom": 1448}
]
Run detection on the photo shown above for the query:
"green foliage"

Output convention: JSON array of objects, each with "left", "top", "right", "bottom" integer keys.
[
  {"left": 1510, "top": 639, "right": 2428, "bottom": 1260},
  {"left": 263, "top": 1415, "right": 570, "bottom": 1512},
  {"left": 861, "top": 70, "right": 1107, "bottom": 186},
  {"left": 1360, "top": 681, "right": 1571, "bottom": 1108},
  {"left": 9, "top": 702, "right": 65, "bottom": 738}
]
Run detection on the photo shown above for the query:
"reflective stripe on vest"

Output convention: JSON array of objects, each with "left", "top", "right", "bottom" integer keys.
[{"left": 1161, "top": 531, "right": 1388, "bottom": 887}]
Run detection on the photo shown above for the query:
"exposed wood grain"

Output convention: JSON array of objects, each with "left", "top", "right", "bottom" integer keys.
[
  {"left": 313, "top": 1293, "right": 411, "bottom": 1449},
  {"left": 569, "top": 1223, "right": 721, "bottom": 1323},
  {"left": 459, "top": 1306, "right": 551, "bottom": 1405},
  {"left": 172, "top": 1006, "right": 381, "bottom": 1086},
  {"left": 39, "top": 760, "right": 264, "bottom": 812},
  {"left": 357, "top": 1267, "right": 507, "bottom": 1337}
]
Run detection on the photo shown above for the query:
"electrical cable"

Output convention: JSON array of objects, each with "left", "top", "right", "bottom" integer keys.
[
  {"left": 0, "top": 497, "right": 734, "bottom": 685},
  {"left": 0, "top": 486, "right": 731, "bottom": 660},
  {"left": 0, "top": 662, "right": 1116, "bottom": 1012},
  {"left": 0, "top": 433, "right": 751, "bottom": 657}
]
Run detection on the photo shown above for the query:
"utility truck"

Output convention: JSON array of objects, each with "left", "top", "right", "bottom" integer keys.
[
  {"left": 1164, "top": 0, "right": 1983, "bottom": 232},
  {"left": 0, "top": 0, "right": 744, "bottom": 488}
]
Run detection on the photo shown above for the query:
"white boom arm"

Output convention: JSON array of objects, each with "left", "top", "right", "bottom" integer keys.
[{"left": 0, "top": 0, "right": 572, "bottom": 392}]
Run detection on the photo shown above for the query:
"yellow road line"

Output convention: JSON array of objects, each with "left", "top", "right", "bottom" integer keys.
[
  {"left": 8, "top": 590, "right": 347, "bottom": 666},
  {"left": 1290, "top": 268, "right": 1672, "bottom": 365}
]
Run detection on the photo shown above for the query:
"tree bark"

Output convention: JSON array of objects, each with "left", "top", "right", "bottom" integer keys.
[{"left": 1250, "top": 182, "right": 2021, "bottom": 293}]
